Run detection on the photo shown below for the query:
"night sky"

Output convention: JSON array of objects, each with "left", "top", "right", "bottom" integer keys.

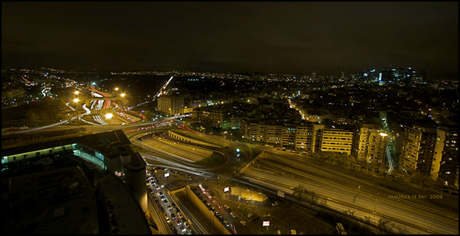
[{"left": 2, "top": 2, "right": 458, "bottom": 79}]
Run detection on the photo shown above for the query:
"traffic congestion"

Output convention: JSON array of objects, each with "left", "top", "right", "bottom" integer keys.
[{"left": 145, "top": 166, "right": 238, "bottom": 235}]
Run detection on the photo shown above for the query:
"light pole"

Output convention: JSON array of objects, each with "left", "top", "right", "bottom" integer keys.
[
  {"left": 73, "top": 98, "right": 79, "bottom": 125},
  {"left": 106, "top": 113, "right": 113, "bottom": 131}
]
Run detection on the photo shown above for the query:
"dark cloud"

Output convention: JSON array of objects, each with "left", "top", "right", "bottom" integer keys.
[{"left": 2, "top": 2, "right": 458, "bottom": 79}]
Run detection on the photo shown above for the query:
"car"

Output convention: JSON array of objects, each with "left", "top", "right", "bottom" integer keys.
[
  {"left": 218, "top": 215, "right": 224, "bottom": 221},
  {"left": 180, "top": 225, "right": 186, "bottom": 232},
  {"left": 155, "top": 186, "right": 161, "bottom": 190},
  {"left": 272, "top": 202, "right": 279, "bottom": 206},
  {"left": 184, "top": 222, "right": 190, "bottom": 229},
  {"left": 158, "top": 191, "right": 164, "bottom": 196},
  {"left": 240, "top": 220, "right": 246, "bottom": 226},
  {"left": 230, "top": 212, "right": 237, "bottom": 218},
  {"left": 177, "top": 212, "right": 183, "bottom": 219},
  {"left": 159, "top": 207, "right": 164, "bottom": 212},
  {"left": 165, "top": 216, "right": 170, "bottom": 223},
  {"left": 171, "top": 203, "right": 176, "bottom": 208},
  {"left": 223, "top": 220, "right": 229, "bottom": 227},
  {"left": 164, "top": 199, "right": 169, "bottom": 204},
  {"left": 171, "top": 213, "right": 176, "bottom": 219},
  {"left": 215, "top": 211, "right": 219, "bottom": 216}
]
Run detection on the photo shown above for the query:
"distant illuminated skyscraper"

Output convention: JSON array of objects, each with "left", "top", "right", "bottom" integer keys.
[
  {"left": 380, "top": 67, "right": 393, "bottom": 84},
  {"left": 421, "top": 69, "right": 427, "bottom": 81}
]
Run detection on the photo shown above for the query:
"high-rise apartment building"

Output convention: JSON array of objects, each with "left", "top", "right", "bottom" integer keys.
[
  {"left": 431, "top": 125, "right": 459, "bottom": 187},
  {"left": 353, "top": 123, "right": 388, "bottom": 164},
  {"left": 295, "top": 123, "right": 324, "bottom": 152},
  {"left": 399, "top": 124, "right": 437, "bottom": 176}
]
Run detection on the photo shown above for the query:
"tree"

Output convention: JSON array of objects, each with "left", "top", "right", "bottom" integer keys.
[
  {"left": 293, "top": 184, "right": 307, "bottom": 202},
  {"left": 357, "top": 158, "right": 367, "bottom": 172},
  {"left": 343, "top": 155, "right": 355, "bottom": 169},
  {"left": 394, "top": 224, "right": 409, "bottom": 234},
  {"left": 410, "top": 170, "right": 429, "bottom": 188},
  {"left": 378, "top": 162, "right": 388, "bottom": 176},
  {"left": 433, "top": 178, "right": 446, "bottom": 192}
]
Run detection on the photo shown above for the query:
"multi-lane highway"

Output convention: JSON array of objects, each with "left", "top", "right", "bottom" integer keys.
[
  {"left": 135, "top": 126, "right": 458, "bottom": 235},
  {"left": 238, "top": 151, "right": 458, "bottom": 235}
]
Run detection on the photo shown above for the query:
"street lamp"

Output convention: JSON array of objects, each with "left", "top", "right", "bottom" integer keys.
[
  {"left": 105, "top": 113, "right": 113, "bottom": 130},
  {"left": 73, "top": 98, "right": 79, "bottom": 124}
]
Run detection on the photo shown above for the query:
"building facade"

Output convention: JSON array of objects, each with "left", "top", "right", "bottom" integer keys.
[
  {"left": 157, "top": 95, "right": 185, "bottom": 116},
  {"left": 399, "top": 124, "right": 437, "bottom": 176},
  {"left": 432, "top": 125, "right": 459, "bottom": 187},
  {"left": 353, "top": 123, "right": 389, "bottom": 164},
  {"left": 317, "top": 129, "right": 354, "bottom": 156},
  {"left": 295, "top": 123, "right": 325, "bottom": 152}
]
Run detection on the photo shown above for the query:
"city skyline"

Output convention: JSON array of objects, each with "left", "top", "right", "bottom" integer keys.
[{"left": 2, "top": 2, "right": 458, "bottom": 79}]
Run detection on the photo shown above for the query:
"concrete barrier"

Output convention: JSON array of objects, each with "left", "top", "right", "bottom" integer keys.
[
  {"left": 236, "top": 151, "right": 266, "bottom": 175},
  {"left": 168, "top": 130, "right": 221, "bottom": 148},
  {"left": 170, "top": 186, "right": 230, "bottom": 234}
]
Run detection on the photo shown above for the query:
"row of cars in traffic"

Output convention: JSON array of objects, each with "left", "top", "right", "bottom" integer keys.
[
  {"left": 146, "top": 169, "right": 191, "bottom": 234},
  {"left": 193, "top": 185, "right": 238, "bottom": 234}
]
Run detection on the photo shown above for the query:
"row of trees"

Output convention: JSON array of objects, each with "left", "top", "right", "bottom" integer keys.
[
  {"left": 293, "top": 184, "right": 327, "bottom": 207},
  {"left": 314, "top": 152, "right": 388, "bottom": 177},
  {"left": 312, "top": 152, "right": 451, "bottom": 192},
  {"left": 406, "top": 170, "right": 449, "bottom": 192}
]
